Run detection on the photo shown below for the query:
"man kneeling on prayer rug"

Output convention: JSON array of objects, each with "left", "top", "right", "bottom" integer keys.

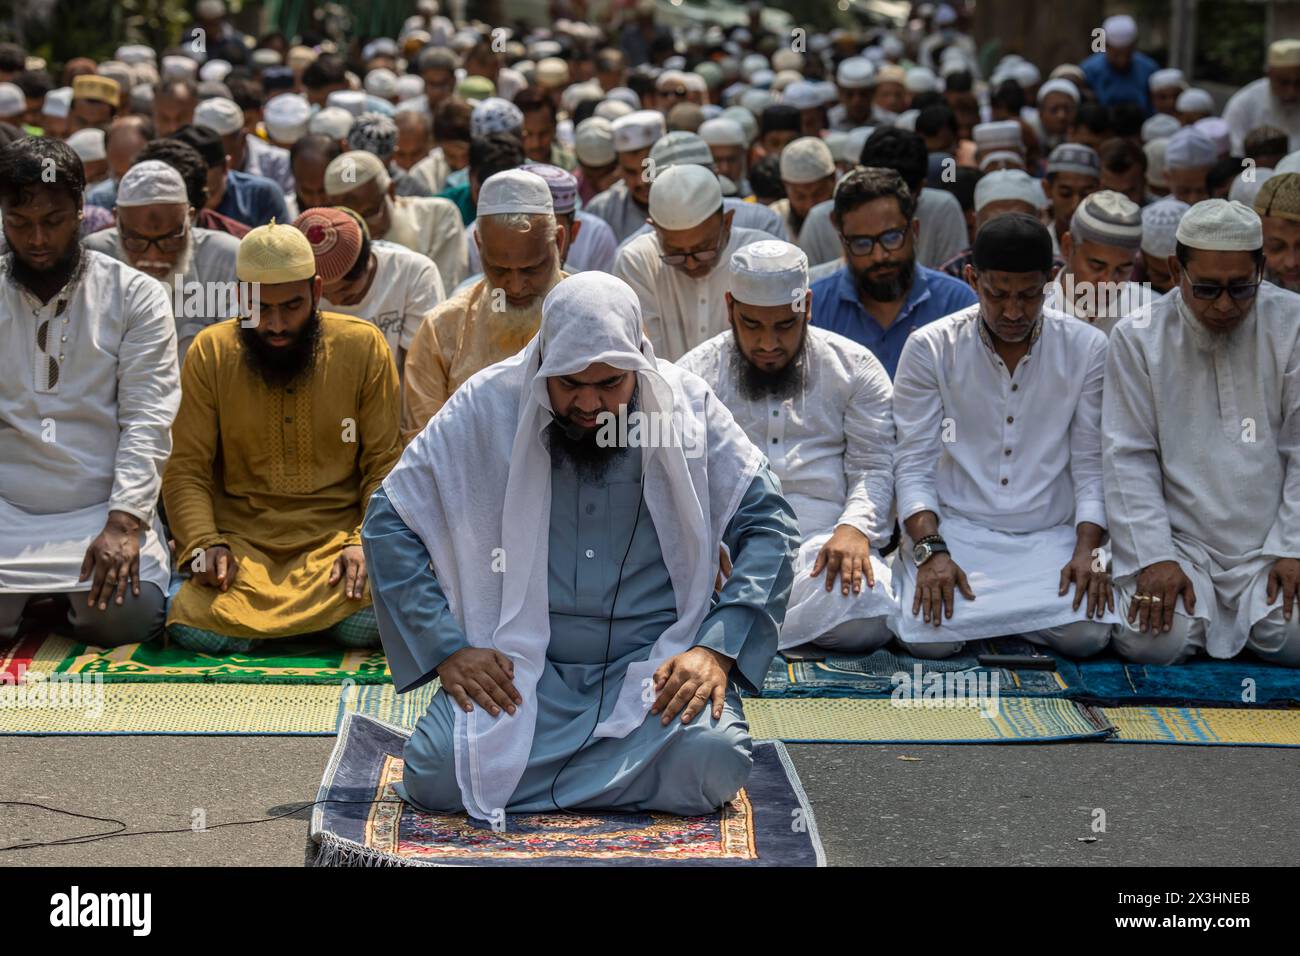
[
  {"left": 891, "top": 214, "right": 1119, "bottom": 659},
  {"left": 1103, "top": 199, "right": 1300, "bottom": 666},
  {"left": 363, "top": 271, "right": 799, "bottom": 820},
  {"left": 679, "top": 239, "right": 899, "bottom": 653},
  {"left": 162, "top": 221, "right": 403, "bottom": 653}
]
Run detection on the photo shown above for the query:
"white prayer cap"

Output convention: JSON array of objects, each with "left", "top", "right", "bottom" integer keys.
[
  {"left": 611, "top": 109, "right": 665, "bottom": 153},
  {"left": 364, "top": 68, "right": 398, "bottom": 99},
  {"left": 836, "top": 57, "right": 874, "bottom": 90},
  {"left": 1141, "top": 112, "right": 1181, "bottom": 143},
  {"left": 1103, "top": 14, "right": 1138, "bottom": 47},
  {"left": 1050, "top": 63, "right": 1087, "bottom": 84},
  {"left": 975, "top": 169, "right": 1049, "bottom": 212},
  {"left": 813, "top": 80, "right": 838, "bottom": 106},
  {"left": 0, "top": 82, "right": 23, "bottom": 118},
  {"left": 1011, "top": 62, "right": 1041, "bottom": 88},
  {"left": 973, "top": 120, "right": 1024, "bottom": 152},
  {"left": 1165, "top": 127, "right": 1217, "bottom": 169},
  {"left": 648, "top": 163, "right": 722, "bottom": 231},
  {"left": 781, "top": 81, "right": 822, "bottom": 111},
  {"left": 1176, "top": 88, "right": 1215, "bottom": 114},
  {"left": 251, "top": 49, "right": 283, "bottom": 68},
  {"left": 606, "top": 87, "right": 641, "bottom": 110},
  {"left": 728, "top": 239, "right": 808, "bottom": 306},
  {"left": 698, "top": 117, "right": 747, "bottom": 147},
  {"left": 1277, "top": 150, "right": 1300, "bottom": 174},
  {"left": 1036, "top": 78, "right": 1080, "bottom": 103},
  {"left": 651, "top": 131, "right": 715, "bottom": 171},
  {"left": 395, "top": 75, "right": 424, "bottom": 102},
  {"left": 892, "top": 109, "right": 919, "bottom": 132},
  {"left": 1149, "top": 68, "right": 1186, "bottom": 92},
  {"left": 1047, "top": 143, "right": 1101, "bottom": 177},
  {"left": 1145, "top": 137, "right": 1169, "bottom": 188},
  {"left": 1070, "top": 189, "right": 1143, "bottom": 249},
  {"left": 769, "top": 69, "right": 800, "bottom": 95},
  {"left": 310, "top": 106, "right": 356, "bottom": 141},
  {"left": 199, "top": 59, "right": 232, "bottom": 84},
  {"left": 681, "top": 73, "right": 709, "bottom": 96},
  {"left": 1140, "top": 197, "right": 1190, "bottom": 257},
  {"left": 323, "top": 149, "right": 390, "bottom": 196},
  {"left": 42, "top": 87, "right": 72, "bottom": 118},
  {"left": 741, "top": 53, "right": 769, "bottom": 81},
  {"left": 594, "top": 99, "right": 633, "bottom": 121},
  {"left": 905, "top": 67, "right": 940, "bottom": 94},
  {"left": 1175, "top": 198, "right": 1262, "bottom": 251},
  {"left": 194, "top": 97, "right": 244, "bottom": 137},
  {"left": 197, "top": 0, "right": 226, "bottom": 17},
  {"left": 328, "top": 90, "right": 370, "bottom": 118},
  {"left": 116, "top": 44, "right": 155, "bottom": 65},
  {"left": 116, "top": 160, "right": 189, "bottom": 207},
  {"left": 721, "top": 106, "right": 758, "bottom": 144},
  {"left": 264, "top": 94, "right": 312, "bottom": 144},
  {"left": 161, "top": 55, "right": 198, "bottom": 81},
  {"left": 1193, "top": 117, "right": 1231, "bottom": 157},
  {"left": 1268, "top": 39, "right": 1300, "bottom": 68},
  {"left": 561, "top": 80, "right": 603, "bottom": 116},
  {"left": 740, "top": 89, "right": 774, "bottom": 116},
  {"left": 780, "top": 137, "right": 835, "bottom": 184},
  {"left": 477, "top": 168, "right": 554, "bottom": 217},
  {"left": 771, "top": 49, "right": 804, "bottom": 73},
  {"left": 935, "top": 3, "right": 958, "bottom": 25},
  {"left": 1228, "top": 166, "right": 1275, "bottom": 206},
  {"left": 881, "top": 34, "right": 905, "bottom": 59},
  {"left": 574, "top": 117, "right": 616, "bottom": 167},
  {"left": 362, "top": 38, "right": 399, "bottom": 62},
  {"left": 67, "top": 128, "right": 106, "bottom": 163},
  {"left": 750, "top": 69, "right": 775, "bottom": 90}
]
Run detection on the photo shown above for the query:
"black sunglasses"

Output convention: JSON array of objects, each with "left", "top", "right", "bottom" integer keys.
[{"left": 1189, "top": 279, "right": 1261, "bottom": 301}]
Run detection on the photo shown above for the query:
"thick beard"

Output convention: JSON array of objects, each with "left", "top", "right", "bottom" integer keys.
[
  {"left": 854, "top": 254, "right": 916, "bottom": 302},
  {"left": 735, "top": 326, "right": 809, "bottom": 401},
  {"left": 238, "top": 309, "right": 323, "bottom": 388},
  {"left": 546, "top": 389, "right": 637, "bottom": 483},
  {"left": 10, "top": 238, "right": 81, "bottom": 294}
]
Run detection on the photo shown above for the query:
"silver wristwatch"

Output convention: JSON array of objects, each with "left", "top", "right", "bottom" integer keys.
[{"left": 912, "top": 535, "right": 949, "bottom": 566}]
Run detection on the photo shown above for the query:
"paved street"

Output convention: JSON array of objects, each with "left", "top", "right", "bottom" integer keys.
[{"left": 2, "top": 736, "right": 1296, "bottom": 866}]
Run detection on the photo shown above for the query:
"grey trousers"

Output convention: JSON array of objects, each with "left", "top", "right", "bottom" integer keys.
[
  {"left": 0, "top": 583, "right": 167, "bottom": 648},
  {"left": 899, "top": 620, "right": 1115, "bottom": 661},
  {"left": 808, "top": 615, "right": 894, "bottom": 654}
]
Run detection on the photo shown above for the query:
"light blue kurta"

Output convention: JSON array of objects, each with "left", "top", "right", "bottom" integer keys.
[{"left": 362, "top": 446, "right": 797, "bottom": 815}]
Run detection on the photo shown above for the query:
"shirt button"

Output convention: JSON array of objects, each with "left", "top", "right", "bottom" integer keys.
[
  {"left": 1005, "top": 449, "right": 1012, "bottom": 456},
  {"left": 284, "top": 416, "right": 293, "bottom": 423},
  {"left": 585, "top": 549, "right": 595, "bottom": 559},
  {"left": 1000, "top": 478, "right": 1009, "bottom": 485},
  {"left": 1011, "top": 384, "right": 1018, "bottom": 391},
  {"left": 585, "top": 504, "right": 596, "bottom": 515},
  {"left": 1006, "top": 416, "right": 1014, "bottom": 424},
  {"left": 771, "top": 437, "right": 779, "bottom": 444},
  {"left": 772, "top": 409, "right": 779, "bottom": 417}
]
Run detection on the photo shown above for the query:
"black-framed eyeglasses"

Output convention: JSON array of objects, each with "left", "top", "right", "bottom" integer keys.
[
  {"left": 839, "top": 225, "right": 910, "bottom": 257},
  {"left": 660, "top": 226, "right": 728, "bottom": 266},
  {"left": 1189, "top": 278, "right": 1261, "bottom": 301},
  {"left": 120, "top": 224, "right": 188, "bottom": 254}
]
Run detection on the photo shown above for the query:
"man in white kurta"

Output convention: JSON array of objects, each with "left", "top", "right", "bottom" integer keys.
[
  {"left": 1042, "top": 189, "right": 1149, "bottom": 337},
  {"left": 1223, "top": 40, "right": 1300, "bottom": 156},
  {"left": 0, "top": 137, "right": 178, "bottom": 647},
  {"left": 679, "top": 240, "right": 899, "bottom": 652},
  {"left": 1103, "top": 199, "right": 1300, "bottom": 666},
  {"left": 615, "top": 163, "right": 769, "bottom": 362},
  {"left": 892, "top": 214, "right": 1117, "bottom": 658}
]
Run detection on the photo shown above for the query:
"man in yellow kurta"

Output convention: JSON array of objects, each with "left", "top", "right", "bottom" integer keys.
[
  {"left": 400, "top": 168, "right": 567, "bottom": 441},
  {"left": 163, "top": 221, "right": 402, "bottom": 653}
]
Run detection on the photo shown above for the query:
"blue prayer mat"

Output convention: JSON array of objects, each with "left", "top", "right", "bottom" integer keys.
[{"left": 309, "top": 712, "right": 825, "bottom": 866}]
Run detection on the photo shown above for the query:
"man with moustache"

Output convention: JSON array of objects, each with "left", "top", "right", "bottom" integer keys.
[
  {"left": 891, "top": 214, "right": 1117, "bottom": 659},
  {"left": 0, "top": 138, "right": 178, "bottom": 648},
  {"left": 323, "top": 149, "right": 468, "bottom": 291},
  {"left": 1044, "top": 190, "right": 1146, "bottom": 336},
  {"left": 162, "top": 221, "right": 402, "bottom": 653},
  {"left": 614, "top": 163, "right": 771, "bottom": 362},
  {"left": 362, "top": 271, "right": 799, "bottom": 819},
  {"left": 809, "top": 168, "right": 976, "bottom": 379},
  {"left": 85, "top": 160, "right": 240, "bottom": 361},
  {"left": 679, "top": 241, "right": 899, "bottom": 652},
  {"left": 401, "top": 170, "right": 567, "bottom": 440},
  {"left": 584, "top": 109, "right": 666, "bottom": 243},
  {"left": 1251, "top": 172, "right": 1300, "bottom": 292},
  {"left": 1104, "top": 199, "right": 1300, "bottom": 666}
]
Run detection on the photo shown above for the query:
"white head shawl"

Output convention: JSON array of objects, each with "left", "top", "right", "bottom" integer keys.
[{"left": 380, "top": 271, "right": 762, "bottom": 821}]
